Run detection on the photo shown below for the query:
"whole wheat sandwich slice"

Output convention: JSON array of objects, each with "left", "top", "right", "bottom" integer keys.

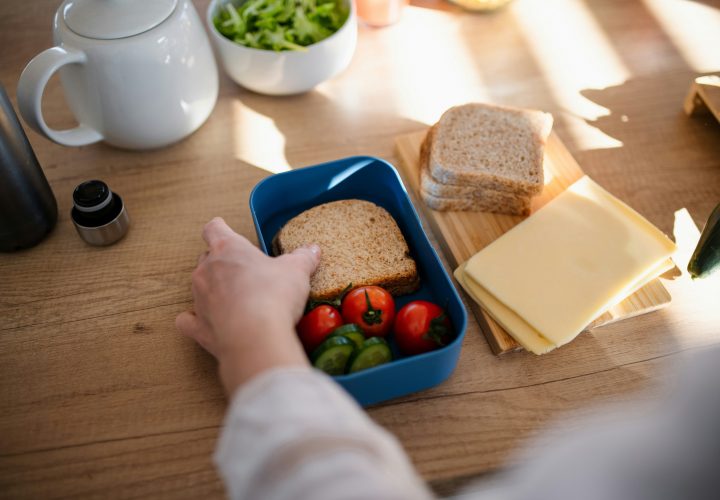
[
  {"left": 420, "top": 103, "right": 553, "bottom": 215},
  {"left": 419, "top": 125, "right": 532, "bottom": 215},
  {"left": 273, "top": 199, "right": 419, "bottom": 300}
]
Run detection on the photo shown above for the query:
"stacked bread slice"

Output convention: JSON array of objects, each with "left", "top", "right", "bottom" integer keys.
[{"left": 420, "top": 103, "right": 554, "bottom": 215}]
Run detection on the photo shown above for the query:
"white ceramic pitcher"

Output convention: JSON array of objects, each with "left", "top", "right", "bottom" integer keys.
[{"left": 17, "top": 0, "right": 218, "bottom": 150}]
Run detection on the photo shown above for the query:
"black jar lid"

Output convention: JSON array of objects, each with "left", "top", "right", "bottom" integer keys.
[
  {"left": 73, "top": 180, "right": 112, "bottom": 212},
  {"left": 71, "top": 180, "right": 130, "bottom": 246}
]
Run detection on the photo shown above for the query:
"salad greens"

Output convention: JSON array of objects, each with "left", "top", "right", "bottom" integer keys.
[{"left": 213, "top": 0, "right": 349, "bottom": 52}]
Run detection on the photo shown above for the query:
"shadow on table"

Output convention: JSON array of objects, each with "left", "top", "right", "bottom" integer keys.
[{"left": 578, "top": 73, "right": 720, "bottom": 236}]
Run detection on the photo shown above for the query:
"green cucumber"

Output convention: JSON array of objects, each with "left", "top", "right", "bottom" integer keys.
[
  {"left": 328, "top": 324, "right": 365, "bottom": 349},
  {"left": 311, "top": 336, "right": 355, "bottom": 376},
  {"left": 688, "top": 202, "right": 720, "bottom": 279},
  {"left": 348, "top": 337, "right": 392, "bottom": 374}
]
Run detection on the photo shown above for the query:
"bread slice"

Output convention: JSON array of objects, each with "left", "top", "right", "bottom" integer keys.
[
  {"left": 419, "top": 124, "right": 532, "bottom": 215},
  {"left": 420, "top": 186, "right": 532, "bottom": 215},
  {"left": 427, "top": 103, "right": 552, "bottom": 195},
  {"left": 421, "top": 166, "right": 530, "bottom": 207},
  {"left": 273, "top": 199, "right": 419, "bottom": 300},
  {"left": 421, "top": 124, "right": 512, "bottom": 198}
]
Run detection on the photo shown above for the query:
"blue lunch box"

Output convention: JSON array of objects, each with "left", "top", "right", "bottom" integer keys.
[{"left": 249, "top": 156, "right": 468, "bottom": 406}]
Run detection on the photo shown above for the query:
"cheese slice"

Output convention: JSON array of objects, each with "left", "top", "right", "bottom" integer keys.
[
  {"left": 455, "top": 263, "right": 556, "bottom": 354},
  {"left": 463, "top": 176, "right": 677, "bottom": 347},
  {"left": 456, "top": 258, "right": 674, "bottom": 354}
]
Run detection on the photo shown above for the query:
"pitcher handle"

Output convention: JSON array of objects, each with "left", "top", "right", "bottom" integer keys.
[{"left": 17, "top": 47, "right": 103, "bottom": 147}]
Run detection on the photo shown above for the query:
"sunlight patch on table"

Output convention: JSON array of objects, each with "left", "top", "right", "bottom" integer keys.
[
  {"left": 511, "top": 0, "right": 629, "bottom": 150},
  {"left": 562, "top": 113, "right": 624, "bottom": 151},
  {"left": 232, "top": 100, "right": 291, "bottom": 174},
  {"left": 659, "top": 208, "right": 720, "bottom": 348},
  {"left": 381, "top": 6, "right": 491, "bottom": 125},
  {"left": 644, "top": 0, "right": 720, "bottom": 73}
]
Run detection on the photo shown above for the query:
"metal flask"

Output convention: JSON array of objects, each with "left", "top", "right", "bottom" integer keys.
[{"left": 0, "top": 84, "right": 57, "bottom": 251}]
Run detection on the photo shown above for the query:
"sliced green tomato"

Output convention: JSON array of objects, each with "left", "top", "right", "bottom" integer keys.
[
  {"left": 348, "top": 337, "right": 392, "bottom": 374},
  {"left": 311, "top": 336, "right": 355, "bottom": 376},
  {"left": 328, "top": 324, "right": 365, "bottom": 349}
]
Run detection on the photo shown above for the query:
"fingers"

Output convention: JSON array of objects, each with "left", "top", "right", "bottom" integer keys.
[
  {"left": 197, "top": 251, "right": 209, "bottom": 265},
  {"left": 201, "top": 217, "right": 258, "bottom": 255},
  {"left": 176, "top": 310, "right": 217, "bottom": 357},
  {"left": 202, "top": 217, "right": 235, "bottom": 248},
  {"left": 283, "top": 244, "right": 321, "bottom": 277},
  {"left": 176, "top": 310, "right": 204, "bottom": 338}
]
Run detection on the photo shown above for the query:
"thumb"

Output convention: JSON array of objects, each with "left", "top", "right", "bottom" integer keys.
[
  {"left": 202, "top": 217, "right": 236, "bottom": 249},
  {"left": 284, "top": 244, "right": 322, "bottom": 277},
  {"left": 176, "top": 310, "right": 217, "bottom": 357}
]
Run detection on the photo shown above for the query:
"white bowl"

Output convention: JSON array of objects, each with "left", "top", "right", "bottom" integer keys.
[{"left": 207, "top": 0, "right": 357, "bottom": 95}]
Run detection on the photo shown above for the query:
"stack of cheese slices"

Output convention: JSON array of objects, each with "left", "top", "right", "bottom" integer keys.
[
  {"left": 454, "top": 175, "right": 677, "bottom": 354},
  {"left": 420, "top": 103, "right": 554, "bottom": 216}
]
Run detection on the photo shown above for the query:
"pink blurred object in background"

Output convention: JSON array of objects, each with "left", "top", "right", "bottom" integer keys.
[{"left": 356, "top": 0, "right": 409, "bottom": 27}]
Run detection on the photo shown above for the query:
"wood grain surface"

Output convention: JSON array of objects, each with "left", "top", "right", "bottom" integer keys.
[
  {"left": 1, "top": 0, "right": 720, "bottom": 498},
  {"left": 395, "top": 130, "right": 673, "bottom": 354}
]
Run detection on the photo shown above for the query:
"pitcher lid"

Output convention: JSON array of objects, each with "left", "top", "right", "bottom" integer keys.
[{"left": 63, "top": 0, "right": 178, "bottom": 40}]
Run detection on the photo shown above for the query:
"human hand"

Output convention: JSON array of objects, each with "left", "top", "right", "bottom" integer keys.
[{"left": 176, "top": 217, "right": 321, "bottom": 395}]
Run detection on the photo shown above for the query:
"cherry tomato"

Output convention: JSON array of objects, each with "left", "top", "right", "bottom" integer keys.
[
  {"left": 394, "top": 301, "right": 452, "bottom": 355},
  {"left": 341, "top": 286, "right": 395, "bottom": 337},
  {"left": 297, "top": 305, "right": 343, "bottom": 353}
]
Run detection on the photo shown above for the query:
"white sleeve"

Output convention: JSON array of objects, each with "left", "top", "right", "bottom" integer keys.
[
  {"left": 460, "top": 346, "right": 720, "bottom": 500},
  {"left": 214, "top": 366, "right": 434, "bottom": 500}
]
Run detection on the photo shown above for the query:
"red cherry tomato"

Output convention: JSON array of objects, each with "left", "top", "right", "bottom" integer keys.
[
  {"left": 341, "top": 286, "right": 395, "bottom": 337},
  {"left": 394, "top": 301, "right": 452, "bottom": 355},
  {"left": 297, "top": 305, "right": 343, "bottom": 353}
]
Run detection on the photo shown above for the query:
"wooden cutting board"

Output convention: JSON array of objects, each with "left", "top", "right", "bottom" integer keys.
[{"left": 395, "top": 130, "right": 672, "bottom": 355}]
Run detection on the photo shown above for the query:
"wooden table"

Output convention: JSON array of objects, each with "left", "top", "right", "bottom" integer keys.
[{"left": 2, "top": 0, "right": 719, "bottom": 497}]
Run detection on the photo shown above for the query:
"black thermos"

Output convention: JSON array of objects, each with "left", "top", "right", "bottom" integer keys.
[{"left": 0, "top": 84, "right": 57, "bottom": 251}]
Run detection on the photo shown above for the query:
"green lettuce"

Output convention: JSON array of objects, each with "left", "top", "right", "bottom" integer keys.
[{"left": 214, "top": 0, "right": 350, "bottom": 52}]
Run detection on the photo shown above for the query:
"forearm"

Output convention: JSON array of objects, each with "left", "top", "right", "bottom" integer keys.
[
  {"left": 215, "top": 317, "right": 310, "bottom": 396},
  {"left": 214, "top": 367, "right": 433, "bottom": 500}
]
